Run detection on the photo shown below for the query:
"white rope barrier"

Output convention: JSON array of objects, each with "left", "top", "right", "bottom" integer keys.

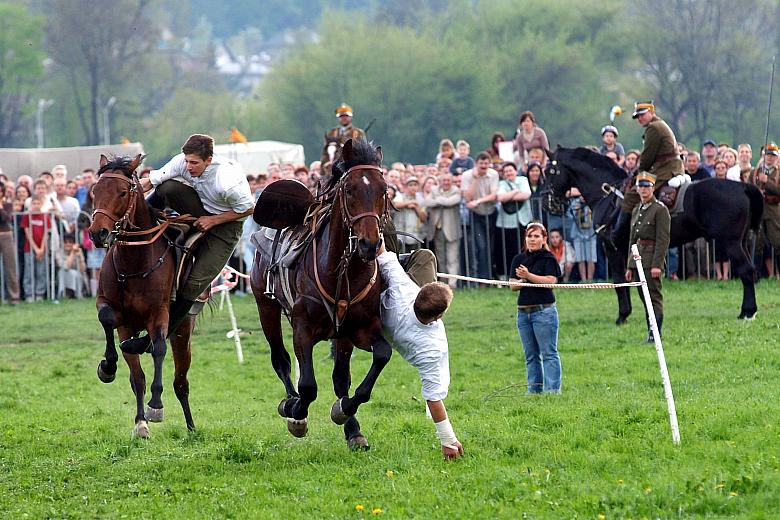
[{"left": 437, "top": 272, "right": 644, "bottom": 289}]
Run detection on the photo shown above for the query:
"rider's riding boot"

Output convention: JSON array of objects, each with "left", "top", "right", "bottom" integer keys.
[
  {"left": 608, "top": 211, "right": 631, "bottom": 252},
  {"left": 167, "top": 298, "right": 196, "bottom": 338},
  {"left": 118, "top": 299, "right": 195, "bottom": 354}
]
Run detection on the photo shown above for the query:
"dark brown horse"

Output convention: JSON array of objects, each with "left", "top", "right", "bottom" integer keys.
[
  {"left": 250, "top": 138, "right": 392, "bottom": 450},
  {"left": 89, "top": 154, "right": 195, "bottom": 438}
]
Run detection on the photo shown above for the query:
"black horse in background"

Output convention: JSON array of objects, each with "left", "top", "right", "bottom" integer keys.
[{"left": 546, "top": 146, "right": 764, "bottom": 322}]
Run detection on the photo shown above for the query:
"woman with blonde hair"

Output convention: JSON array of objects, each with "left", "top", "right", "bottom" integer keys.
[{"left": 509, "top": 222, "right": 562, "bottom": 394}]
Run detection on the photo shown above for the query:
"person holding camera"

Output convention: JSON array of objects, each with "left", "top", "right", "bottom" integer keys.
[
  {"left": 495, "top": 162, "right": 532, "bottom": 278},
  {"left": 509, "top": 223, "right": 562, "bottom": 394}
]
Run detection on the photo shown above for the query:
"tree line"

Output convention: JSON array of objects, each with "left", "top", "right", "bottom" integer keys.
[{"left": 1, "top": 0, "right": 778, "bottom": 166}]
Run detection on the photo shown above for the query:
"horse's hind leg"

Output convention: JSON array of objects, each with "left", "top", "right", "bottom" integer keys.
[
  {"left": 171, "top": 315, "right": 195, "bottom": 430},
  {"left": 282, "top": 327, "right": 317, "bottom": 438},
  {"left": 97, "top": 303, "right": 119, "bottom": 383},
  {"left": 729, "top": 241, "right": 758, "bottom": 319},
  {"left": 145, "top": 326, "right": 167, "bottom": 423},
  {"left": 331, "top": 339, "right": 369, "bottom": 450}
]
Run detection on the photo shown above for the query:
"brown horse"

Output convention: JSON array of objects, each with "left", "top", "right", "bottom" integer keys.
[
  {"left": 250, "top": 138, "right": 392, "bottom": 450},
  {"left": 89, "top": 154, "right": 195, "bottom": 438}
]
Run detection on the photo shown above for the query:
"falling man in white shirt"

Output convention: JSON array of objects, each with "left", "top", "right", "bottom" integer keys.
[{"left": 376, "top": 241, "right": 464, "bottom": 459}]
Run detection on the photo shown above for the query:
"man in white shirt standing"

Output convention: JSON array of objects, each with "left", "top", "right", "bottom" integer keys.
[
  {"left": 136, "top": 133, "right": 254, "bottom": 338},
  {"left": 377, "top": 241, "right": 464, "bottom": 459}
]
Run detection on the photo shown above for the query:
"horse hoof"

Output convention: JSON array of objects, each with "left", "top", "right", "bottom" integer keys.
[
  {"left": 278, "top": 398, "right": 295, "bottom": 418},
  {"left": 330, "top": 398, "right": 350, "bottom": 425},
  {"left": 287, "top": 417, "right": 308, "bottom": 438},
  {"left": 615, "top": 316, "right": 628, "bottom": 326},
  {"left": 348, "top": 434, "right": 370, "bottom": 451},
  {"left": 145, "top": 406, "right": 164, "bottom": 423},
  {"left": 738, "top": 312, "right": 756, "bottom": 320},
  {"left": 133, "top": 420, "right": 150, "bottom": 439},
  {"left": 97, "top": 361, "right": 116, "bottom": 383}
]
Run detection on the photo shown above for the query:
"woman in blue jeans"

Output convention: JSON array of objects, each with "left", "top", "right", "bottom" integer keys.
[{"left": 510, "top": 222, "right": 562, "bottom": 394}]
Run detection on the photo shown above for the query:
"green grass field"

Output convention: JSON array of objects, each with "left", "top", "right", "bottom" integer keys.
[{"left": 1, "top": 280, "right": 779, "bottom": 518}]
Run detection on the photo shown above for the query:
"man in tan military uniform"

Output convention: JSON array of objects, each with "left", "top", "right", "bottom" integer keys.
[
  {"left": 611, "top": 101, "right": 682, "bottom": 245},
  {"left": 754, "top": 142, "right": 780, "bottom": 276},
  {"left": 624, "top": 172, "right": 671, "bottom": 342},
  {"left": 322, "top": 103, "right": 367, "bottom": 165}
]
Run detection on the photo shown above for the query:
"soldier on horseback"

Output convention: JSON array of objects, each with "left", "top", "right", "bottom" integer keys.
[{"left": 611, "top": 101, "right": 684, "bottom": 244}]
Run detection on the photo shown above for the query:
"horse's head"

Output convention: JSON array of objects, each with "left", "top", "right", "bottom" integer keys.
[
  {"left": 546, "top": 146, "right": 627, "bottom": 204},
  {"left": 333, "top": 138, "right": 387, "bottom": 262},
  {"left": 89, "top": 154, "right": 144, "bottom": 248}
]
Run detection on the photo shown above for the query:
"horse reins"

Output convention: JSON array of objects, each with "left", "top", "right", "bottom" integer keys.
[{"left": 310, "top": 164, "right": 388, "bottom": 330}]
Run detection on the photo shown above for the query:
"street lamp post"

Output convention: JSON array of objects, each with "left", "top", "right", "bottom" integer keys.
[
  {"left": 102, "top": 96, "right": 117, "bottom": 145},
  {"left": 36, "top": 99, "right": 54, "bottom": 148}
]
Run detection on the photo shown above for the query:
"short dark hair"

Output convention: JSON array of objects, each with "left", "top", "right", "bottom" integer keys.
[
  {"left": 414, "top": 282, "right": 453, "bottom": 322},
  {"left": 182, "top": 134, "right": 214, "bottom": 160},
  {"left": 519, "top": 111, "right": 536, "bottom": 124},
  {"left": 63, "top": 233, "right": 76, "bottom": 243},
  {"left": 475, "top": 152, "right": 491, "bottom": 163}
]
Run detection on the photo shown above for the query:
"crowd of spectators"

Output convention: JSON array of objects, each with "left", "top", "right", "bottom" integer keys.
[{"left": 2, "top": 112, "right": 779, "bottom": 305}]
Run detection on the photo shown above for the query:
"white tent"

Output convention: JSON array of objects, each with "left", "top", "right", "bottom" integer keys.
[
  {"left": 0, "top": 143, "right": 145, "bottom": 180},
  {"left": 213, "top": 140, "right": 305, "bottom": 173}
]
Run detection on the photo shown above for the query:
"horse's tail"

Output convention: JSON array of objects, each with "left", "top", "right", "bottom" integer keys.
[{"left": 744, "top": 183, "right": 764, "bottom": 231}]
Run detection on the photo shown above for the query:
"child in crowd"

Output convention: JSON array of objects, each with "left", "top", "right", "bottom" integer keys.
[
  {"left": 57, "top": 233, "right": 86, "bottom": 298},
  {"left": 548, "top": 228, "right": 575, "bottom": 282},
  {"left": 448, "top": 140, "right": 474, "bottom": 176},
  {"left": 569, "top": 196, "right": 597, "bottom": 282},
  {"left": 21, "top": 194, "right": 52, "bottom": 301},
  {"left": 599, "top": 125, "right": 625, "bottom": 166}
]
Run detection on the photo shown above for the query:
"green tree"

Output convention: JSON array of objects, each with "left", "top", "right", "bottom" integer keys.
[
  {"left": 245, "top": 13, "right": 501, "bottom": 163},
  {"left": 629, "top": 0, "right": 778, "bottom": 147},
  {"left": 0, "top": 2, "right": 45, "bottom": 147}
]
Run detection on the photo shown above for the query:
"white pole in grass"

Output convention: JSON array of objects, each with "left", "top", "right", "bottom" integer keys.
[
  {"left": 631, "top": 244, "right": 681, "bottom": 445},
  {"left": 223, "top": 289, "right": 244, "bottom": 364}
]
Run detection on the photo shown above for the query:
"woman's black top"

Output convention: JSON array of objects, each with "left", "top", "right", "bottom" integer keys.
[{"left": 510, "top": 249, "right": 561, "bottom": 306}]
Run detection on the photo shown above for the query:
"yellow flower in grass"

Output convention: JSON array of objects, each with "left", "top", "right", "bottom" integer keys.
[
  {"left": 386, "top": 470, "right": 394, "bottom": 478},
  {"left": 729, "top": 492, "right": 738, "bottom": 497},
  {"left": 355, "top": 504, "right": 365, "bottom": 512},
  {"left": 715, "top": 484, "right": 725, "bottom": 491},
  {"left": 617, "top": 479, "right": 624, "bottom": 486},
  {"left": 644, "top": 486, "right": 652, "bottom": 494},
  {"left": 372, "top": 507, "right": 383, "bottom": 515},
  {"left": 598, "top": 514, "right": 606, "bottom": 520}
]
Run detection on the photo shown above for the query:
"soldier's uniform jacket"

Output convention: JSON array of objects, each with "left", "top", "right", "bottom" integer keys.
[
  {"left": 627, "top": 195, "right": 671, "bottom": 270},
  {"left": 325, "top": 124, "right": 366, "bottom": 146},
  {"left": 639, "top": 115, "right": 684, "bottom": 183}
]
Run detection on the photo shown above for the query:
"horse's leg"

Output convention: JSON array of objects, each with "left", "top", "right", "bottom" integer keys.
[
  {"left": 96, "top": 303, "right": 119, "bottom": 383},
  {"left": 171, "top": 315, "right": 195, "bottom": 430},
  {"left": 256, "top": 296, "right": 299, "bottom": 410},
  {"left": 330, "top": 339, "right": 369, "bottom": 450},
  {"left": 121, "top": 343, "right": 148, "bottom": 438},
  {"left": 144, "top": 324, "right": 167, "bottom": 423},
  {"left": 284, "top": 327, "right": 317, "bottom": 438},
  {"left": 605, "top": 242, "right": 632, "bottom": 324},
  {"left": 729, "top": 240, "right": 758, "bottom": 319},
  {"left": 331, "top": 328, "right": 392, "bottom": 424}
]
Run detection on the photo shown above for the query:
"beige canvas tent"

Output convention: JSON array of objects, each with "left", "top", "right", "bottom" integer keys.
[
  {"left": 213, "top": 140, "right": 305, "bottom": 173},
  {"left": 0, "top": 143, "right": 145, "bottom": 180}
]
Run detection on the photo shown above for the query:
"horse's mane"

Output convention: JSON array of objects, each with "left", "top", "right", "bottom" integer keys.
[
  {"left": 562, "top": 147, "right": 627, "bottom": 183},
  {"left": 328, "top": 138, "right": 382, "bottom": 190},
  {"left": 97, "top": 155, "right": 136, "bottom": 177}
]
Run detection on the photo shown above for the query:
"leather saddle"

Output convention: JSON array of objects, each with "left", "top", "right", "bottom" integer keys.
[{"left": 657, "top": 175, "right": 692, "bottom": 215}]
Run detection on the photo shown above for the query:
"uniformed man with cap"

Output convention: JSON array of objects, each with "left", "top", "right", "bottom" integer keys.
[
  {"left": 610, "top": 101, "right": 683, "bottom": 245},
  {"left": 322, "top": 103, "right": 366, "bottom": 164},
  {"left": 753, "top": 142, "right": 780, "bottom": 273},
  {"left": 624, "top": 172, "right": 671, "bottom": 342}
]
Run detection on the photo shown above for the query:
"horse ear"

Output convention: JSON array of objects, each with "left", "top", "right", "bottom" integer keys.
[
  {"left": 99, "top": 154, "right": 108, "bottom": 168},
  {"left": 129, "top": 154, "right": 143, "bottom": 172},
  {"left": 545, "top": 148, "right": 556, "bottom": 159},
  {"left": 342, "top": 139, "right": 354, "bottom": 163},
  {"left": 375, "top": 145, "right": 383, "bottom": 165}
]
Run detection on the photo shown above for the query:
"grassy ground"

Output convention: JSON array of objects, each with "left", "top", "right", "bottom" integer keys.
[{"left": 1, "top": 280, "right": 779, "bottom": 518}]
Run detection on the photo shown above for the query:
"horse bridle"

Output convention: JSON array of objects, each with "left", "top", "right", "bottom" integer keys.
[
  {"left": 337, "top": 164, "right": 390, "bottom": 255},
  {"left": 92, "top": 171, "right": 143, "bottom": 234}
]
